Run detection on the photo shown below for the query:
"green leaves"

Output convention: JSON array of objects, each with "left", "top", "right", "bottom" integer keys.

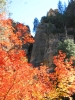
[{"left": 56, "top": 39, "right": 75, "bottom": 58}]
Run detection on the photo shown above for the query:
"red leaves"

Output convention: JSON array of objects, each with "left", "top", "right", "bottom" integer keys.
[
  {"left": 0, "top": 48, "right": 52, "bottom": 100},
  {"left": 0, "top": 17, "right": 34, "bottom": 52},
  {"left": 52, "top": 51, "right": 75, "bottom": 98},
  {"left": 15, "top": 23, "right": 35, "bottom": 44},
  {"left": 0, "top": 14, "right": 75, "bottom": 99},
  {"left": 0, "top": 46, "right": 75, "bottom": 99}
]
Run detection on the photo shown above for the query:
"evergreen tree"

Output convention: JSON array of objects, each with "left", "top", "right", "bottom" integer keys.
[
  {"left": 58, "top": 0, "right": 63, "bottom": 14},
  {"left": 56, "top": 39, "right": 75, "bottom": 58},
  {"left": 63, "top": 2, "right": 67, "bottom": 13},
  {"left": 33, "top": 17, "right": 39, "bottom": 32},
  {"left": 64, "top": 0, "right": 75, "bottom": 35}
]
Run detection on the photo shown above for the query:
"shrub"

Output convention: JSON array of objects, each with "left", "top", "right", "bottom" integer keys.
[{"left": 56, "top": 39, "right": 75, "bottom": 59}]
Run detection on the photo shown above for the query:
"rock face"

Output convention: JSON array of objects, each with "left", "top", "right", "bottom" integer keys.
[
  {"left": 43, "top": 34, "right": 59, "bottom": 66},
  {"left": 30, "top": 23, "right": 47, "bottom": 66},
  {"left": 47, "top": 8, "right": 58, "bottom": 16},
  {"left": 30, "top": 28, "right": 59, "bottom": 67},
  {"left": 30, "top": 23, "right": 74, "bottom": 67},
  {"left": 30, "top": 20, "right": 59, "bottom": 67},
  {"left": 30, "top": 8, "right": 74, "bottom": 67}
]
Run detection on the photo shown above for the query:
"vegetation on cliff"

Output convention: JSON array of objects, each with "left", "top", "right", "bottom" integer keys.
[{"left": 41, "top": 0, "right": 75, "bottom": 36}]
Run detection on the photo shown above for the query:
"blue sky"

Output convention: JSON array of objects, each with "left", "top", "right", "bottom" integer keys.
[{"left": 9, "top": 0, "right": 69, "bottom": 36}]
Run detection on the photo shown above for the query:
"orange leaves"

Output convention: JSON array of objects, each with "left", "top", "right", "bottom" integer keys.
[
  {"left": 0, "top": 47, "right": 73, "bottom": 99},
  {"left": 0, "top": 18, "right": 18, "bottom": 51},
  {"left": 23, "top": 33, "right": 35, "bottom": 44},
  {"left": 0, "top": 46, "right": 75, "bottom": 100},
  {"left": 52, "top": 51, "right": 75, "bottom": 98},
  {"left": 0, "top": 47, "right": 52, "bottom": 100},
  {"left": 15, "top": 23, "right": 35, "bottom": 44},
  {"left": 15, "top": 23, "right": 28, "bottom": 32},
  {"left": 0, "top": 16, "right": 34, "bottom": 52},
  {"left": 1, "top": 14, "right": 75, "bottom": 99}
]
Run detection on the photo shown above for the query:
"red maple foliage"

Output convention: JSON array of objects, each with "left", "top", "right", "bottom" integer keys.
[
  {"left": 1, "top": 48, "right": 75, "bottom": 99},
  {"left": 13, "top": 22, "right": 34, "bottom": 44},
  {"left": 0, "top": 15, "right": 34, "bottom": 51},
  {"left": 0, "top": 13, "right": 75, "bottom": 100},
  {"left": 48, "top": 51, "right": 75, "bottom": 99}
]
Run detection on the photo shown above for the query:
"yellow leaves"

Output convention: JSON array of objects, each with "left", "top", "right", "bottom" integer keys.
[
  {"left": 32, "top": 91, "right": 43, "bottom": 100},
  {"left": 49, "top": 51, "right": 75, "bottom": 99},
  {"left": 69, "top": 76, "right": 75, "bottom": 83},
  {"left": 48, "top": 89, "right": 59, "bottom": 100},
  {"left": 28, "top": 79, "right": 33, "bottom": 85},
  {"left": 20, "top": 57, "right": 28, "bottom": 62}
]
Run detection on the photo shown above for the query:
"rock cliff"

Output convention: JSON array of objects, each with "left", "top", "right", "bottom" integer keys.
[
  {"left": 30, "top": 9, "right": 74, "bottom": 67},
  {"left": 30, "top": 26, "right": 73, "bottom": 67},
  {"left": 30, "top": 23, "right": 47, "bottom": 66}
]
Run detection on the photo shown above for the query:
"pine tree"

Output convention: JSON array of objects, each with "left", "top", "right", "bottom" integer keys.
[
  {"left": 58, "top": 0, "right": 63, "bottom": 14},
  {"left": 56, "top": 39, "right": 75, "bottom": 58}
]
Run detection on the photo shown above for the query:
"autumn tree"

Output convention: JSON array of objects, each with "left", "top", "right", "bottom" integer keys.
[
  {"left": 0, "top": 45, "right": 75, "bottom": 99},
  {"left": 0, "top": 10, "right": 75, "bottom": 100},
  {"left": 48, "top": 51, "right": 75, "bottom": 99},
  {"left": 0, "top": 17, "right": 34, "bottom": 52}
]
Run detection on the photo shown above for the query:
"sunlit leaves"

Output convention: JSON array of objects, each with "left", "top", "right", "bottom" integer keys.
[
  {"left": 0, "top": 15, "right": 34, "bottom": 51},
  {"left": 52, "top": 51, "right": 75, "bottom": 98},
  {"left": 15, "top": 23, "right": 35, "bottom": 44},
  {"left": 0, "top": 13, "right": 75, "bottom": 100},
  {"left": 0, "top": 49, "right": 75, "bottom": 100}
]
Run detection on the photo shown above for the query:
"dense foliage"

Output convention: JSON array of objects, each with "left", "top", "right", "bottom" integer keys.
[
  {"left": 0, "top": 13, "right": 75, "bottom": 100},
  {"left": 41, "top": 0, "right": 75, "bottom": 35},
  {"left": 0, "top": 16, "right": 34, "bottom": 51},
  {"left": 56, "top": 39, "right": 75, "bottom": 58}
]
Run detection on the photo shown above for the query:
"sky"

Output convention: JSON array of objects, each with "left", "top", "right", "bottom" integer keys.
[{"left": 9, "top": 0, "right": 69, "bottom": 36}]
